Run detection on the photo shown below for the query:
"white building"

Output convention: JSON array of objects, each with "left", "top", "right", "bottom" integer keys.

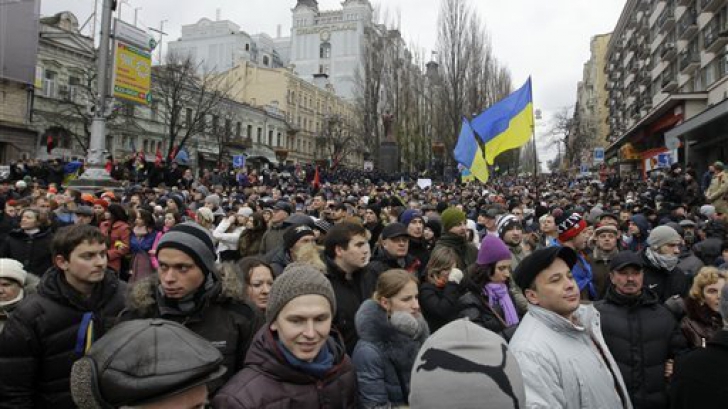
[
  {"left": 167, "top": 17, "right": 285, "bottom": 73},
  {"left": 289, "top": 0, "right": 373, "bottom": 100}
]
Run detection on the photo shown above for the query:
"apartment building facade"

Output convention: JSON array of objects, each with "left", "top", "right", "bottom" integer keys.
[{"left": 605, "top": 0, "right": 728, "bottom": 177}]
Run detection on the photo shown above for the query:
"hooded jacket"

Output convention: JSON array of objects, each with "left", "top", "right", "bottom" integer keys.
[
  {"left": 0, "top": 268, "right": 126, "bottom": 408},
  {"left": 626, "top": 214, "right": 650, "bottom": 252},
  {"left": 212, "top": 327, "right": 357, "bottom": 409},
  {"left": 0, "top": 227, "right": 54, "bottom": 277},
  {"left": 352, "top": 299, "right": 429, "bottom": 408},
  {"left": 0, "top": 273, "right": 39, "bottom": 334},
  {"left": 595, "top": 287, "right": 686, "bottom": 409},
  {"left": 509, "top": 304, "right": 633, "bottom": 409},
  {"left": 118, "top": 272, "right": 263, "bottom": 393}
]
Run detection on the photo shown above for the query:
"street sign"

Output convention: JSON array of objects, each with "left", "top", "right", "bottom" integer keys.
[
  {"left": 593, "top": 147, "right": 605, "bottom": 164},
  {"left": 114, "top": 19, "right": 155, "bottom": 51},
  {"left": 233, "top": 155, "right": 245, "bottom": 168},
  {"left": 657, "top": 153, "right": 672, "bottom": 168},
  {"left": 580, "top": 164, "right": 589, "bottom": 175}
]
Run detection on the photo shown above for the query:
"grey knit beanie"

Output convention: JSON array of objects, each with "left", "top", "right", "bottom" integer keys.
[
  {"left": 156, "top": 222, "right": 217, "bottom": 277},
  {"left": 409, "top": 319, "right": 525, "bottom": 408},
  {"left": 266, "top": 263, "right": 336, "bottom": 323},
  {"left": 647, "top": 225, "right": 682, "bottom": 249}
]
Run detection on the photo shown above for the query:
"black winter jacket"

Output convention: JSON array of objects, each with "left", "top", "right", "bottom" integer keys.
[
  {"left": 419, "top": 281, "right": 461, "bottom": 332},
  {"left": 0, "top": 268, "right": 126, "bottom": 409},
  {"left": 595, "top": 287, "right": 686, "bottom": 409},
  {"left": 639, "top": 250, "right": 692, "bottom": 303},
  {"left": 671, "top": 330, "right": 728, "bottom": 409},
  {"left": 325, "top": 257, "right": 370, "bottom": 355},
  {"left": 0, "top": 228, "right": 54, "bottom": 277},
  {"left": 432, "top": 233, "right": 478, "bottom": 269},
  {"left": 118, "top": 273, "right": 263, "bottom": 393}
]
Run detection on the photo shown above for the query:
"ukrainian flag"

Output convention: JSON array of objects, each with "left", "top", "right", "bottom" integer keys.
[
  {"left": 471, "top": 77, "right": 534, "bottom": 165},
  {"left": 453, "top": 118, "right": 489, "bottom": 183}
]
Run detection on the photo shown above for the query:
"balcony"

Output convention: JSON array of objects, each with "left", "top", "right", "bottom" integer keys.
[
  {"left": 679, "top": 51, "right": 701, "bottom": 73},
  {"left": 658, "top": 7, "right": 676, "bottom": 32},
  {"left": 678, "top": 10, "right": 699, "bottom": 40},
  {"left": 225, "top": 137, "right": 253, "bottom": 150},
  {"left": 700, "top": 0, "right": 723, "bottom": 14},
  {"left": 661, "top": 73, "right": 678, "bottom": 92},
  {"left": 661, "top": 42, "right": 677, "bottom": 60},
  {"left": 637, "top": 0, "right": 649, "bottom": 11},
  {"left": 703, "top": 18, "right": 728, "bottom": 53}
]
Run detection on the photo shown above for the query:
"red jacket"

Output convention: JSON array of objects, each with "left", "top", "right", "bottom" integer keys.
[{"left": 100, "top": 220, "right": 131, "bottom": 273}]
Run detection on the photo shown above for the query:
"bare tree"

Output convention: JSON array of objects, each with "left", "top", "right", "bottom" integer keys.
[
  {"left": 153, "top": 52, "right": 232, "bottom": 160},
  {"left": 34, "top": 68, "right": 125, "bottom": 153}
]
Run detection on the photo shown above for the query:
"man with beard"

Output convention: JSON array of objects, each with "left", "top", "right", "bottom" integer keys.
[
  {"left": 591, "top": 224, "right": 621, "bottom": 299},
  {"left": 497, "top": 214, "right": 526, "bottom": 269},
  {"left": 555, "top": 213, "right": 598, "bottom": 301},
  {"left": 640, "top": 225, "right": 692, "bottom": 303},
  {"left": 433, "top": 207, "right": 478, "bottom": 270},
  {"left": 595, "top": 251, "right": 685, "bottom": 409}
]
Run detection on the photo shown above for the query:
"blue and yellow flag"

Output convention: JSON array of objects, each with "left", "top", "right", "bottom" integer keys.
[
  {"left": 453, "top": 118, "right": 489, "bottom": 183},
  {"left": 471, "top": 77, "right": 534, "bottom": 165}
]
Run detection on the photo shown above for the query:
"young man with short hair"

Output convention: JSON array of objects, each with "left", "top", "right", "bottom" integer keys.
[
  {"left": 119, "top": 222, "right": 262, "bottom": 394},
  {"left": 324, "top": 222, "right": 372, "bottom": 354},
  {"left": 0, "top": 225, "right": 126, "bottom": 408}
]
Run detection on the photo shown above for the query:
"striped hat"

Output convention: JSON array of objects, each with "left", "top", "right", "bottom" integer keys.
[
  {"left": 496, "top": 214, "right": 521, "bottom": 238},
  {"left": 156, "top": 222, "right": 217, "bottom": 276},
  {"left": 557, "top": 213, "right": 587, "bottom": 243}
]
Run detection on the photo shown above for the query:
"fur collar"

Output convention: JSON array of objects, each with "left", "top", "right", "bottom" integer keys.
[{"left": 355, "top": 299, "right": 429, "bottom": 345}]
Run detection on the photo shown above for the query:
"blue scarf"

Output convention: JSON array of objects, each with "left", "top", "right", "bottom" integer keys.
[{"left": 276, "top": 337, "right": 334, "bottom": 378}]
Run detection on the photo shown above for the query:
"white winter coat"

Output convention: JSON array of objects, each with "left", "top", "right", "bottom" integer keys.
[{"left": 509, "top": 304, "right": 632, "bottom": 409}]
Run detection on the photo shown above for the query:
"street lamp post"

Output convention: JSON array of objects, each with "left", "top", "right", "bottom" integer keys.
[{"left": 68, "top": 0, "right": 121, "bottom": 193}]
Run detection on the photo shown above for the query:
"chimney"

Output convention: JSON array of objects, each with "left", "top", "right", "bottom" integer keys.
[
  {"left": 216, "top": 8, "right": 221, "bottom": 21},
  {"left": 277, "top": 24, "right": 282, "bottom": 38}
]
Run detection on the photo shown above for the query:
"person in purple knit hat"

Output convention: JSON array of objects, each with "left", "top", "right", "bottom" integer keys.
[{"left": 456, "top": 235, "right": 524, "bottom": 335}]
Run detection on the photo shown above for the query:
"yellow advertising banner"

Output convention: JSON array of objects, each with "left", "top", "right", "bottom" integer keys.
[{"left": 112, "top": 41, "right": 152, "bottom": 105}]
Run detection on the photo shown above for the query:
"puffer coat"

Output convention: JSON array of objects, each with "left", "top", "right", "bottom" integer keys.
[
  {"left": 352, "top": 299, "right": 429, "bottom": 408},
  {"left": 0, "top": 268, "right": 126, "bottom": 408},
  {"left": 0, "top": 228, "right": 54, "bottom": 276},
  {"left": 595, "top": 287, "right": 686, "bottom": 409}
]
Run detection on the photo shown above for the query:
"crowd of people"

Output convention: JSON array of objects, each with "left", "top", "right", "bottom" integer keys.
[{"left": 0, "top": 157, "right": 727, "bottom": 408}]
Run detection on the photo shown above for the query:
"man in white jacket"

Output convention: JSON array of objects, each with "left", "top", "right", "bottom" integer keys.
[{"left": 509, "top": 246, "right": 632, "bottom": 409}]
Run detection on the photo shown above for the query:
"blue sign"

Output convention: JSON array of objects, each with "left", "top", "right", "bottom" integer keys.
[
  {"left": 594, "top": 147, "right": 605, "bottom": 163},
  {"left": 233, "top": 155, "right": 245, "bottom": 169},
  {"left": 657, "top": 153, "right": 671, "bottom": 168},
  {"left": 580, "top": 164, "right": 589, "bottom": 174}
]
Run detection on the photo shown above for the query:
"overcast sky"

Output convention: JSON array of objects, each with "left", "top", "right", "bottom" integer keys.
[{"left": 41, "top": 0, "right": 627, "bottom": 168}]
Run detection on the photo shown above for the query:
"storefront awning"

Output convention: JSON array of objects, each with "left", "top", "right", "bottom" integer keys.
[{"left": 664, "top": 97, "right": 728, "bottom": 140}]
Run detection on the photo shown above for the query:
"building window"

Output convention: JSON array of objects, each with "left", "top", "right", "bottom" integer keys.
[
  {"left": 245, "top": 43, "right": 250, "bottom": 51},
  {"left": 42, "top": 69, "right": 57, "bottom": 98},
  {"left": 277, "top": 132, "right": 281, "bottom": 147},
  {"left": 247, "top": 124, "right": 253, "bottom": 138},
  {"left": 257, "top": 127, "right": 262, "bottom": 143},
  {"left": 268, "top": 129, "right": 274, "bottom": 146},
  {"left": 320, "top": 42, "right": 331, "bottom": 59},
  {"left": 263, "top": 55, "right": 270, "bottom": 66},
  {"left": 186, "top": 108, "right": 193, "bottom": 128},
  {"left": 236, "top": 121, "right": 242, "bottom": 137}
]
